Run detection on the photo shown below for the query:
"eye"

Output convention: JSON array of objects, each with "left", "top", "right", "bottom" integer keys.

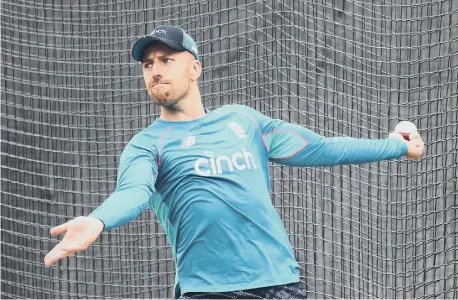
[
  {"left": 143, "top": 62, "right": 152, "bottom": 69},
  {"left": 163, "top": 58, "right": 173, "bottom": 63}
]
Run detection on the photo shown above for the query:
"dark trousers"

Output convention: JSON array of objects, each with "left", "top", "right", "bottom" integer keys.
[{"left": 178, "top": 282, "right": 307, "bottom": 299}]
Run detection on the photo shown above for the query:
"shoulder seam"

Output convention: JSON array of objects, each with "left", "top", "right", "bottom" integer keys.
[
  {"left": 157, "top": 126, "right": 172, "bottom": 170},
  {"left": 265, "top": 129, "right": 309, "bottom": 160},
  {"left": 230, "top": 110, "right": 269, "bottom": 151}
]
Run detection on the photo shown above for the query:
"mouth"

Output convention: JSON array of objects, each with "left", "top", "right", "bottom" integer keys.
[{"left": 153, "top": 83, "right": 169, "bottom": 87}]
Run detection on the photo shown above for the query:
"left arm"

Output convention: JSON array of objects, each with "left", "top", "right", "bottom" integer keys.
[
  {"left": 231, "top": 105, "right": 422, "bottom": 167},
  {"left": 264, "top": 122, "right": 409, "bottom": 167}
]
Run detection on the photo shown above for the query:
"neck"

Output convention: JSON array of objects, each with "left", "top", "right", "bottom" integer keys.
[{"left": 159, "top": 85, "right": 205, "bottom": 121}]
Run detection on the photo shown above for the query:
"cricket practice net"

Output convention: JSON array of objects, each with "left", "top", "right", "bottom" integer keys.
[{"left": 1, "top": 0, "right": 457, "bottom": 298}]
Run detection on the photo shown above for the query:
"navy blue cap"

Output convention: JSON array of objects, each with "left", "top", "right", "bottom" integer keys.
[{"left": 132, "top": 25, "right": 199, "bottom": 61}]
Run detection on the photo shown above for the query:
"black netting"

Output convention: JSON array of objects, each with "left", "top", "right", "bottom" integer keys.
[{"left": 1, "top": 0, "right": 457, "bottom": 298}]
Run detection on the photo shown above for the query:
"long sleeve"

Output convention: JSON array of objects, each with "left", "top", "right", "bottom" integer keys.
[
  {"left": 264, "top": 122, "right": 408, "bottom": 167},
  {"left": 88, "top": 135, "right": 158, "bottom": 231},
  {"left": 232, "top": 104, "right": 408, "bottom": 167}
]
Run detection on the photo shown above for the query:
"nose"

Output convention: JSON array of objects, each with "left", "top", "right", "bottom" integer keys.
[{"left": 150, "top": 63, "right": 162, "bottom": 80}]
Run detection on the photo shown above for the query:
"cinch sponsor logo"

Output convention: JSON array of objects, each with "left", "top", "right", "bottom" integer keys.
[{"left": 194, "top": 148, "right": 257, "bottom": 176}]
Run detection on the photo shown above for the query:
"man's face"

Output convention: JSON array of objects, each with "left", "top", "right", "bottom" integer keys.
[{"left": 141, "top": 43, "right": 196, "bottom": 108}]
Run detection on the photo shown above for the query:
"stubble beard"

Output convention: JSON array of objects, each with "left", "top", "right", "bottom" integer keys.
[{"left": 150, "top": 87, "right": 188, "bottom": 113}]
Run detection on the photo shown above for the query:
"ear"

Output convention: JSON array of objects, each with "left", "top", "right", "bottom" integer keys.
[{"left": 189, "top": 60, "right": 202, "bottom": 81}]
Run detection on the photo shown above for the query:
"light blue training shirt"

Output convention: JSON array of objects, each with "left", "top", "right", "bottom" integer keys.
[{"left": 89, "top": 104, "right": 408, "bottom": 296}]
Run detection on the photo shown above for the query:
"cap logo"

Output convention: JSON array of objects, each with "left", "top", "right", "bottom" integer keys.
[{"left": 151, "top": 29, "right": 166, "bottom": 35}]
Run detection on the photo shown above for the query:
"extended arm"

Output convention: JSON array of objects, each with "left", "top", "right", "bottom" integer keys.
[
  {"left": 44, "top": 134, "right": 158, "bottom": 267},
  {"left": 264, "top": 122, "right": 408, "bottom": 167},
  {"left": 230, "top": 104, "right": 410, "bottom": 167},
  {"left": 89, "top": 137, "right": 158, "bottom": 231}
]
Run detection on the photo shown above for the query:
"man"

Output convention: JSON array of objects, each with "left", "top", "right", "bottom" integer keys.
[{"left": 44, "top": 25, "right": 424, "bottom": 299}]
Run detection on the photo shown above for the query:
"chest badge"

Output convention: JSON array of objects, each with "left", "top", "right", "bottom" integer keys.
[
  {"left": 181, "top": 136, "right": 196, "bottom": 148},
  {"left": 228, "top": 122, "right": 247, "bottom": 138}
]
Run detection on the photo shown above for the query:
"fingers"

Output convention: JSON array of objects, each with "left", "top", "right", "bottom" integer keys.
[
  {"left": 409, "top": 133, "right": 424, "bottom": 150},
  {"left": 409, "top": 132, "right": 422, "bottom": 141},
  {"left": 44, "top": 242, "right": 86, "bottom": 267},
  {"left": 406, "top": 134, "right": 425, "bottom": 159},
  {"left": 44, "top": 243, "right": 75, "bottom": 267},
  {"left": 60, "top": 243, "right": 85, "bottom": 252},
  {"left": 50, "top": 220, "right": 71, "bottom": 236},
  {"left": 389, "top": 132, "right": 406, "bottom": 142}
]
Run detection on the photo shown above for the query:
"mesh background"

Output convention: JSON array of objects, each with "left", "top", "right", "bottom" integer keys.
[{"left": 1, "top": 0, "right": 457, "bottom": 298}]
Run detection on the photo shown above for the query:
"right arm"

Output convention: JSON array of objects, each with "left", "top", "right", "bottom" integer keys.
[
  {"left": 44, "top": 136, "right": 158, "bottom": 266},
  {"left": 89, "top": 140, "right": 159, "bottom": 230}
]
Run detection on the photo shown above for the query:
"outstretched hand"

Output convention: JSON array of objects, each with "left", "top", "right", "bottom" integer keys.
[{"left": 44, "top": 216, "right": 104, "bottom": 267}]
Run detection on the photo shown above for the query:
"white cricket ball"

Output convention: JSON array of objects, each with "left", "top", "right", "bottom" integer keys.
[{"left": 393, "top": 121, "right": 418, "bottom": 141}]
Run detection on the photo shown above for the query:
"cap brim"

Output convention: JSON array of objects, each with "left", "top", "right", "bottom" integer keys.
[{"left": 132, "top": 36, "right": 187, "bottom": 61}]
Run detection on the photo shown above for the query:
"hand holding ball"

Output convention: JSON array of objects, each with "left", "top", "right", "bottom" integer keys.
[
  {"left": 389, "top": 121, "right": 424, "bottom": 159},
  {"left": 393, "top": 121, "right": 418, "bottom": 141}
]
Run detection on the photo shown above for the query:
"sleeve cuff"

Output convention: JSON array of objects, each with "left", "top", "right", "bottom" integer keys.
[{"left": 87, "top": 215, "right": 107, "bottom": 232}]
